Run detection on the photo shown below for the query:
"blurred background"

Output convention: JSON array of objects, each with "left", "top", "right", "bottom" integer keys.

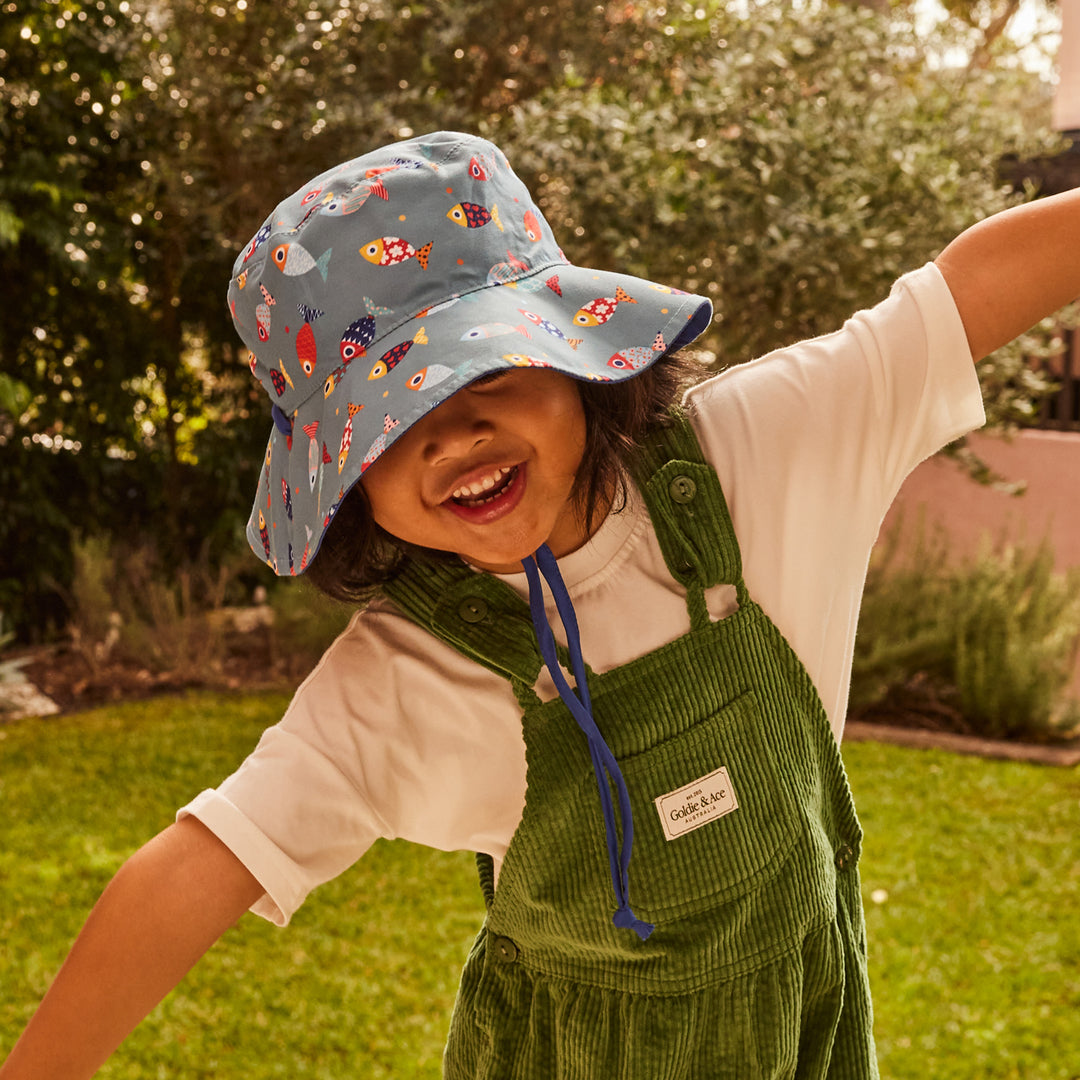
[{"left": 1, "top": 0, "right": 1074, "bottom": 724}]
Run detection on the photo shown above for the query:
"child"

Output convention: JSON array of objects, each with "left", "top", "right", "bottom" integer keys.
[{"left": 4, "top": 130, "right": 1080, "bottom": 1079}]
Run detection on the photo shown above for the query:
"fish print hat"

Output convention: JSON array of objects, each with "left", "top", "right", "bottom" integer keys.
[{"left": 230, "top": 131, "right": 713, "bottom": 574}]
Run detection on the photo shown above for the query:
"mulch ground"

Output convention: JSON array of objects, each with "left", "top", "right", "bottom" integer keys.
[
  {"left": 10, "top": 637, "right": 294, "bottom": 715},
  {"left": 7, "top": 644, "right": 1080, "bottom": 765}
]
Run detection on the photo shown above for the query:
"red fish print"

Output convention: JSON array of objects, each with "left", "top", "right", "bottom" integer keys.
[
  {"left": 468, "top": 156, "right": 490, "bottom": 181},
  {"left": 296, "top": 322, "right": 317, "bottom": 377},
  {"left": 258, "top": 509, "right": 271, "bottom": 562},
  {"left": 523, "top": 209, "right": 542, "bottom": 242},
  {"left": 295, "top": 307, "right": 325, "bottom": 377},
  {"left": 337, "top": 402, "right": 363, "bottom": 474},
  {"left": 300, "top": 525, "right": 313, "bottom": 571},
  {"left": 360, "top": 236, "right": 433, "bottom": 270},
  {"left": 573, "top": 286, "right": 638, "bottom": 328}
]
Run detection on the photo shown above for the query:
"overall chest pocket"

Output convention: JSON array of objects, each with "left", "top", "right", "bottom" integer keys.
[{"left": 616, "top": 690, "right": 801, "bottom": 922}]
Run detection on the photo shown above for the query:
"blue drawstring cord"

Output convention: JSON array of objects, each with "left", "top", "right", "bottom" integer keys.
[
  {"left": 271, "top": 404, "right": 293, "bottom": 436},
  {"left": 522, "top": 544, "right": 654, "bottom": 941}
]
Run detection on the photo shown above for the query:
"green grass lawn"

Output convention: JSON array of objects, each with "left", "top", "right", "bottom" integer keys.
[{"left": 1, "top": 691, "right": 1077, "bottom": 1078}]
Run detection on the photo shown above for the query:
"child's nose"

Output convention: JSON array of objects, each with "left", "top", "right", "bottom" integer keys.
[{"left": 418, "top": 398, "right": 494, "bottom": 465}]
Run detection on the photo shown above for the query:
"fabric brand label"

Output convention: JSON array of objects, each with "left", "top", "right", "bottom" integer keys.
[{"left": 654, "top": 766, "right": 738, "bottom": 841}]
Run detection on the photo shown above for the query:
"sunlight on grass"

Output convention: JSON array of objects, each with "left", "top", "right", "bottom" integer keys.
[{"left": 1, "top": 692, "right": 1077, "bottom": 1077}]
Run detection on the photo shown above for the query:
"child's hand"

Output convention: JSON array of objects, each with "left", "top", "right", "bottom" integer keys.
[{"left": 0, "top": 818, "right": 262, "bottom": 1080}]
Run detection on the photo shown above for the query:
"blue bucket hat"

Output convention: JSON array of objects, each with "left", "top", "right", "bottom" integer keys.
[{"left": 230, "top": 131, "right": 713, "bottom": 574}]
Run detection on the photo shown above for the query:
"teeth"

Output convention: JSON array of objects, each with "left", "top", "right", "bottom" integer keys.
[{"left": 452, "top": 467, "right": 512, "bottom": 501}]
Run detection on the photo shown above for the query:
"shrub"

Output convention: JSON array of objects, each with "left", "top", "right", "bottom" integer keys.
[
  {"left": 64, "top": 535, "right": 237, "bottom": 681},
  {"left": 854, "top": 528, "right": 1080, "bottom": 742}
]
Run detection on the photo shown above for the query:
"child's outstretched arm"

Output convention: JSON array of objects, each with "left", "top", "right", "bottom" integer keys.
[
  {"left": 935, "top": 186, "right": 1080, "bottom": 363},
  {"left": 0, "top": 816, "right": 263, "bottom": 1080}
]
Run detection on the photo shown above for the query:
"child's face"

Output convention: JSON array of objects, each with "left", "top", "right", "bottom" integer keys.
[{"left": 360, "top": 368, "right": 593, "bottom": 572}]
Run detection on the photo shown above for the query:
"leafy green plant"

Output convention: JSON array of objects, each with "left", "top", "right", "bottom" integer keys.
[
  {"left": 854, "top": 526, "right": 1080, "bottom": 741},
  {"left": 951, "top": 540, "right": 1080, "bottom": 739},
  {"left": 64, "top": 534, "right": 241, "bottom": 681}
]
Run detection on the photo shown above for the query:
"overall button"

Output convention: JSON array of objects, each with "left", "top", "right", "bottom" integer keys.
[
  {"left": 458, "top": 597, "right": 489, "bottom": 624},
  {"left": 835, "top": 843, "right": 856, "bottom": 871},
  {"left": 669, "top": 475, "right": 697, "bottom": 504},
  {"left": 491, "top": 935, "right": 519, "bottom": 963}
]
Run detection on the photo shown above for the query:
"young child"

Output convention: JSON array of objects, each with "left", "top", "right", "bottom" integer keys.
[{"left": 4, "top": 130, "right": 1080, "bottom": 1079}]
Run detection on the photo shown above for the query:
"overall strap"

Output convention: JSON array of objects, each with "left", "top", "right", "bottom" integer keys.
[
  {"left": 382, "top": 556, "right": 543, "bottom": 691},
  {"left": 630, "top": 408, "right": 748, "bottom": 630}
]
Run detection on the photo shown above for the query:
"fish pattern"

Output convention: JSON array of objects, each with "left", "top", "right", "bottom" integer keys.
[
  {"left": 361, "top": 413, "right": 401, "bottom": 473},
  {"left": 609, "top": 332, "right": 668, "bottom": 372},
  {"left": 320, "top": 178, "right": 388, "bottom": 217},
  {"left": 296, "top": 318, "right": 320, "bottom": 377},
  {"left": 368, "top": 327, "right": 428, "bottom": 380},
  {"left": 460, "top": 322, "right": 532, "bottom": 342},
  {"left": 232, "top": 133, "right": 709, "bottom": 576},
  {"left": 406, "top": 364, "right": 455, "bottom": 391},
  {"left": 518, "top": 309, "right": 583, "bottom": 351},
  {"left": 340, "top": 314, "right": 377, "bottom": 361},
  {"left": 447, "top": 202, "right": 503, "bottom": 232},
  {"left": 272, "top": 242, "right": 332, "bottom": 281},
  {"left": 303, "top": 421, "right": 320, "bottom": 492},
  {"left": 360, "top": 236, "right": 433, "bottom": 270},
  {"left": 573, "top": 286, "right": 638, "bottom": 328},
  {"left": 337, "top": 402, "right": 363, "bottom": 474},
  {"left": 255, "top": 284, "right": 276, "bottom": 342},
  {"left": 523, "top": 209, "right": 542, "bottom": 243}
]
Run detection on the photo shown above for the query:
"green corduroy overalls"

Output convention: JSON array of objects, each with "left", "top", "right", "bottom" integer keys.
[{"left": 384, "top": 414, "right": 878, "bottom": 1079}]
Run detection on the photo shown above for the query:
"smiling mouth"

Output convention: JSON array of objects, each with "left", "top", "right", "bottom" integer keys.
[{"left": 449, "top": 465, "right": 519, "bottom": 507}]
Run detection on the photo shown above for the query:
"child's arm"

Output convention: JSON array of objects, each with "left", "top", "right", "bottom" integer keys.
[
  {"left": 0, "top": 816, "right": 263, "bottom": 1080},
  {"left": 935, "top": 186, "right": 1080, "bottom": 363}
]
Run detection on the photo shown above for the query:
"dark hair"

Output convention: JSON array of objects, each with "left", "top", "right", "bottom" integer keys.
[{"left": 304, "top": 351, "right": 703, "bottom": 603}]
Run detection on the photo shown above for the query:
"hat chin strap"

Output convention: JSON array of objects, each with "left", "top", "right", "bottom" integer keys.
[
  {"left": 271, "top": 403, "right": 294, "bottom": 436},
  {"left": 521, "top": 544, "right": 654, "bottom": 941}
]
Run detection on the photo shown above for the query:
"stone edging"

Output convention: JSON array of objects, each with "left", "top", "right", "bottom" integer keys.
[{"left": 844, "top": 720, "right": 1080, "bottom": 768}]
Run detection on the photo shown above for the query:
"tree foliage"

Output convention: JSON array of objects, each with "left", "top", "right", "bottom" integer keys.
[{"left": 0, "top": 0, "right": 1065, "bottom": 640}]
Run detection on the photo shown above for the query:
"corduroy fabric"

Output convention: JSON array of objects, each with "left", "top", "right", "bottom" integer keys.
[{"left": 382, "top": 413, "right": 876, "bottom": 1079}]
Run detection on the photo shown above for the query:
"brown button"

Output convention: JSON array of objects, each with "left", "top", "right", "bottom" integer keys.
[
  {"left": 669, "top": 475, "right": 697, "bottom": 504},
  {"left": 458, "top": 596, "right": 489, "bottom": 624},
  {"left": 491, "top": 935, "right": 519, "bottom": 962}
]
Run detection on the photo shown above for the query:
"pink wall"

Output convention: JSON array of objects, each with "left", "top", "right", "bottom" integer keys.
[
  {"left": 1055, "top": 0, "right": 1080, "bottom": 132},
  {"left": 882, "top": 429, "right": 1080, "bottom": 696},
  {"left": 883, "top": 430, "right": 1080, "bottom": 571}
]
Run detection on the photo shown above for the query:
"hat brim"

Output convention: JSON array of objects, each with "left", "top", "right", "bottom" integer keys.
[{"left": 246, "top": 259, "right": 711, "bottom": 576}]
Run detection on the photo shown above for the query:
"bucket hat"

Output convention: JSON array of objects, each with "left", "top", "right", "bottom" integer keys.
[{"left": 230, "top": 131, "right": 712, "bottom": 574}]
